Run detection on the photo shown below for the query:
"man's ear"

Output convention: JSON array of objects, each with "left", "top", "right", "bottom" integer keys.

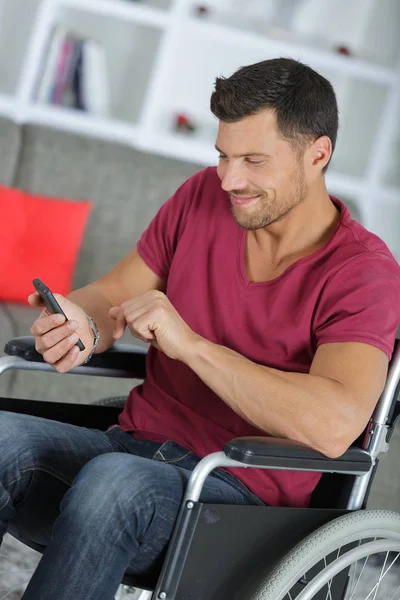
[{"left": 310, "top": 136, "right": 332, "bottom": 171}]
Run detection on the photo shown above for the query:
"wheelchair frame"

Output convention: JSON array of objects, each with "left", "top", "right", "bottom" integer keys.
[{"left": 1, "top": 336, "right": 400, "bottom": 599}]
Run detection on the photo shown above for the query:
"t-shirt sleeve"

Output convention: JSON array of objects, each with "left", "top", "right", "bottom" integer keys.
[
  {"left": 313, "top": 254, "right": 400, "bottom": 360},
  {"left": 136, "top": 170, "right": 203, "bottom": 281}
]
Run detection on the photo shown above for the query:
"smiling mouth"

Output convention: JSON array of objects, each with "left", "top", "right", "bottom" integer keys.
[{"left": 230, "top": 194, "right": 260, "bottom": 206}]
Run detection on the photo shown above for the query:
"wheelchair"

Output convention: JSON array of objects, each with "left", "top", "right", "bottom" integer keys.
[{"left": 1, "top": 334, "right": 400, "bottom": 600}]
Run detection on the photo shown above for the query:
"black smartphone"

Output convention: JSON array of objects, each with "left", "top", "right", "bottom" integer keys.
[{"left": 32, "top": 278, "right": 85, "bottom": 351}]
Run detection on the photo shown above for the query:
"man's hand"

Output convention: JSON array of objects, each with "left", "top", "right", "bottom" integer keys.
[
  {"left": 28, "top": 292, "right": 94, "bottom": 373},
  {"left": 109, "top": 290, "right": 198, "bottom": 361}
]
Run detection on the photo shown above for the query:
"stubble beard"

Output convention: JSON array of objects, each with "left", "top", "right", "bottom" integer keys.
[{"left": 230, "top": 165, "right": 308, "bottom": 231}]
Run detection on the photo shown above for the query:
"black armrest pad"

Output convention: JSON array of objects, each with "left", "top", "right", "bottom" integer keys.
[
  {"left": 224, "top": 436, "right": 372, "bottom": 473},
  {"left": 4, "top": 336, "right": 147, "bottom": 378}
]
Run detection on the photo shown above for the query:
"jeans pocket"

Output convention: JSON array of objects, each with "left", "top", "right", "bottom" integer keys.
[
  {"left": 105, "top": 425, "right": 120, "bottom": 433},
  {"left": 210, "top": 468, "right": 265, "bottom": 506},
  {"left": 153, "top": 441, "right": 194, "bottom": 464}
]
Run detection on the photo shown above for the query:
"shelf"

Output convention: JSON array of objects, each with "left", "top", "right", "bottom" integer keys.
[
  {"left": 184, "top": 18, "right": 397, "bottom": 87},
  {"left": 0, "top": 0, "right": 397, "bottom": 228},
  {"left": 367, "top": 199, "right": 400, "bottom": 261},
  {"left": 328, "top": 77, "right": 389, "bottom": 180},
  {"left": 13, "top": 98, "right": 377, "bottom": 203},
  {"left": 0, "top": 0, "right": 43, "bottom": 96},
  {"left": 138, "top": 130, "right": 218, "bottom": 165},
  {"left": 149, "top": 25, "right": 392, "bottom": 182},
  {"left": 36, "top": 7, "right": 164, "bottom": 125},
  {"left": 0, "top": 94, "right": 19, "bottom": 121},
  {"left": 382, "top": 121, "right": 400, "bottom": 188},
  {"left": 61, "top": 0, "right": 170, "bottom": 29},
  {"left": 26, "top": 103, "right": 141, "bottom": 147},
  {"left": 185, "top": 0, "right": 400, "bottom": 74},
  {"left": 379, "top": 185, "right": 400, "bottom": 205}
]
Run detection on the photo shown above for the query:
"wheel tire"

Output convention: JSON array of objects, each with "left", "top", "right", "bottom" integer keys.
[{"left": 251, "top": 509, "right": 400, "bottom": 600}]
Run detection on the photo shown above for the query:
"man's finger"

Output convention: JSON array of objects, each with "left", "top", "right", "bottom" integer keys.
[
  {"left": 53, "top": 345, "right": 81, "bottom": 374},
  {"left": 113, "top": 312, "right": 127, "bottom": 339},
  {"left": 28, "top": 292, "right": 44, "bottom": 307},
  {"left": 109, "top": 306, "right": 120, "bottom": 320},
  {"left": 109, "top": 306, "right": 126, "bottom": 338},
  {"left": 31, "top": 313, "right": 66, "bottom": 336}
]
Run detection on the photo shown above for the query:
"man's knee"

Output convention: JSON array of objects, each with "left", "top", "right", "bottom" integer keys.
[
  {"left": 0, "top": 411, "right": 26, "bottom": 440},
  {"left": 62, "top": 452, "right": 183, "bottom": 510},
  {"left": 0, "top": 411, "right": 38, "bottom": 463},
  {"left": 60, "top": 453, "right": 185, "bottom": 537}
]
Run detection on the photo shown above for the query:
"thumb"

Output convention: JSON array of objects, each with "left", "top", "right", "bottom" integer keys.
[
  {"left": 109, "top": 306, "right": 120, "bottom": 320},
  {"left": 109, "top": 307, "right": 126, "bottom": 339},
  {"left": 28, "top": 292, "right": 44, "bottom": 308}
]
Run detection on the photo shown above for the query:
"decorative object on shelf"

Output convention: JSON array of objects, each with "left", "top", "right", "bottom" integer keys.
[
  {"left": 335, "top": 45, "right": 353, "bottom": 57},
  {"left": 35, "top": 25, "right": 110, "bottom": 117},
  {"left": 174, "top": 113, "right": 196, "bottom": 134},
  {"left": 195, "top": 5, "right": 210, "bottom": 18}
]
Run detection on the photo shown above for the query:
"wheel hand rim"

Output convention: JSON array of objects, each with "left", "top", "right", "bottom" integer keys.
[{"left": 295, "top": 540, "right": 400, "bottom": 600}]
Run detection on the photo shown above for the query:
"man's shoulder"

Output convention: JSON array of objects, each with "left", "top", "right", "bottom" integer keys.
[
  {"left": 343, "top": 214, "right": 395, "bottom": 259},
  {"left": 326, "top": 201, "right": 400, "bottom": 277}
]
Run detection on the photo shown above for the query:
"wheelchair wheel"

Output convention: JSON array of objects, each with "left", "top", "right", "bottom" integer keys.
[{"left": 252, "top": 510, "right": 400, "bottom": 600}]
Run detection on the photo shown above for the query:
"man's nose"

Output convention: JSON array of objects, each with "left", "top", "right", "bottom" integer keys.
[{"left": 220, "top": 164, "right": 248, "bottom": 193}]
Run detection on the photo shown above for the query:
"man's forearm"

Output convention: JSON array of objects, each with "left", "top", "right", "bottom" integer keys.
[
  {"left": 67, "top": 283, "right": 116, "bottom": 353},
  {"left": 186, "top": 337, "right": 352, "bottom": 457}
]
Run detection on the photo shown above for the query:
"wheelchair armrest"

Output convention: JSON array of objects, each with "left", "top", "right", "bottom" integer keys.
[
  {"left": 224, "top": 436, "right": 372, "bottom": 473},
  {"left": 4, "top": 336, "right": 147, "bottom": 379}
]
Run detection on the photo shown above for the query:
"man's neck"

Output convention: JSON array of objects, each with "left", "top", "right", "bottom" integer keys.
[{"left": 249, "top": 189, "right": 340, "bottom": 268}]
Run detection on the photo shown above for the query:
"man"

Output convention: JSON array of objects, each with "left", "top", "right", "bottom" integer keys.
[{"left": 1, "top": 57, "right": 400, "bottom": 599}]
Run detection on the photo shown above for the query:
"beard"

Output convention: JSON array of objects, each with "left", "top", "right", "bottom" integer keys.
[{"left": 230, "top": 163, "right": 307, "bottom": 231}]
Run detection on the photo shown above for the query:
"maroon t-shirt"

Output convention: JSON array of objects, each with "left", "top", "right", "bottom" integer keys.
[{"left": 118, "top": 167, "right": 400, "bottom": 507}]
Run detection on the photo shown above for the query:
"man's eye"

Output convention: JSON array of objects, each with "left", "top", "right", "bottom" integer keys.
[
  {"left": 246, "top": 158, "right": 263, "bottom": 165},
  {"left": 218, "top": 154, "right": 227, "bottom": 160}
]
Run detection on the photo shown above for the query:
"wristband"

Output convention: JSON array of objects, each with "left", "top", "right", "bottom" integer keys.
[{"left": 82, "top": 313, "right": 100, "bottom": 364}]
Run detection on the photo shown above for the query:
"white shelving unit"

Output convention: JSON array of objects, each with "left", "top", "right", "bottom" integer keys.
[{"left": 0, "top": 0, "right": 399, "bottom": 256}]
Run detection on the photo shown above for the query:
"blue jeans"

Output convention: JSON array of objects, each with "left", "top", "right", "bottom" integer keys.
[{"left": 0, "top": 411, "right": 262, "bottom": 600}]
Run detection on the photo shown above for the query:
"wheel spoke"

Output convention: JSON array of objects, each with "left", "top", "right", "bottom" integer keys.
[
  {"left": 388, "top": 579, "right": 400, "bottom": 600},
  {"left": 349, "top": 554, "right": 370, "bottom": 599},
  {"left": 372, "top": 551, "right": 389, "bottom": 600},
  {"left": 364, "top": 553, "right": 400, "bottom": 600},
  {"left": 322, "top": 556, "right": 334, "bottom": 600}
]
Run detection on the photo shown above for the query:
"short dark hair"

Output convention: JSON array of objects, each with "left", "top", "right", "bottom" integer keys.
[{"left": 210, "top": 57, "right": 338, "bottom": 173}]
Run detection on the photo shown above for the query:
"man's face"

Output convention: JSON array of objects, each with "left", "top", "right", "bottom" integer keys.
[{"left": 216, "top": 110, "right": 308, "bottom": 230}]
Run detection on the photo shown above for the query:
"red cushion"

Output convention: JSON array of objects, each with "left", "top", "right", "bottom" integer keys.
[{"left": 0, "top": 185, "right": 93, "bottom": 304}]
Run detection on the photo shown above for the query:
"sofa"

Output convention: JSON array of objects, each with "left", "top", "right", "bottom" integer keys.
[
  {"left": 0, "top": 116, "right": 200, "bottom": 403},
  {"left": 0, "top": 115, "right": 399, "bottom": 510}
]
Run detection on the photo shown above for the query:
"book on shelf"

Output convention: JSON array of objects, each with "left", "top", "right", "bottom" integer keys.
[
  {"left": 35, "top": 24, "right": 110, "bottom": 118},
  {"left": 80, "top": 39, "right": 110, "bottom": 117}
]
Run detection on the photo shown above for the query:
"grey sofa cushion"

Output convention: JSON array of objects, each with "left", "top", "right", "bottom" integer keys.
[
  {"left": 0, "top": 118, "right": 21, "bottom": 185},
  {"left": 14, "top": 125, "right": 201, "bottom": 288},
  {"left": 8, "top": 361, "right": 136, "bottom": 405},
  {"left": 0, "top": 303, "right": 19, "bottom": 397}
]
